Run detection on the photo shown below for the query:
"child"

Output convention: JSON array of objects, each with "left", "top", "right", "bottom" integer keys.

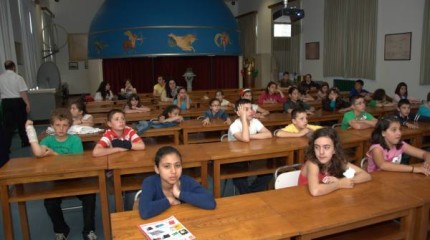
[
  {"left": 257, "top": 81, "right": 287, "bottom": 104},
  {"left": 123, "top": 94, "right": 150, "bottom": 113},
  {"left": 135, "top": 105, "right": 184, "bottom": 135},
  {"left": 202, "top": 98, "right": 231, "bottom": 126},
  {"left": 367, "top": 89, "right": 393, "bottom": 107},
  {"left": 139, "top": 146, "right": 216, "bottom": 219},
  {"left": 340, "top": 95, "right": 377, "bottom": 130},
  {"left": 161, "top": 79, "right": 179, "bottom": 102},
  {"left": 283, "top": 87, "right": 315, "bottom": 114},
  {"left": 366, "top": 116, "right": 430, "bottom": 175},
  {"left": 215, "top": 90, "right": 234, "bottom": 107},
  {"left": 322, "top": 87, "right": 351, "bottom": 112},
  {"left": 299, "top": 73, "right": 319, "bottom": 91},
  {"left": 417, "top": 92, "right": 430, "bottom": 121},
  {"left": 94, "top": 81, "right": 114, "bottom": 101},
  {"left": 316, "top": 82, "right": 329, "bottom": 101},
  {"left": 299, "top": 128, "right": 371, "bottom": 196},
  {"left": 228, "top": 98, "right": 273, "bottom": 194},
  {"left": 70, "top": 100, "right": 94, "bottom": 127},
  {"left": 240, "top": 88, "right": 269, "bottom": 118},
  {"left": 298, "top": 85, "right": 315, "bottom": 102},
  {"left": 393, "top": 82, "right": 420, "bottom": 104},
  {"left": 173, "top": 87, "right": 191, "bottom": 110},
  {"left": 25, "top": 109, "right": 97, "bottom": 240},
  {"left": 92, "top": 109, "right": 145, "bottom": 157},
  {"left": 349, "top": 79, "right": 371, "bottom": 101},
  {"left": 396, "top": 99, "right": 418, "bottom": 129},
  {"left": 276, "top": 108, "right": 322, "bottom": 138},
  {"left": 278, "top": 71, "right": 294, "bottom": 88}
]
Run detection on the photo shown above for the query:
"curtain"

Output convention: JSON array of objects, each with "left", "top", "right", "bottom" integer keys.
[
  {"left": 420, "top": 0, "right": 430, "bottom": 85},
  {"left": 237, "top": 12, "right": 257, "bottom": 59},
  {"left": 0, "top": 0, "right": 17, "bottom": 71}
]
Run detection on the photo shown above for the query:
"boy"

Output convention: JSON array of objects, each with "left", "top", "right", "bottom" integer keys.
[
  {"left": 202, "top": 98, "right": 231, "bottom": 126},
  {"left": 396, "top": 99, "right": 418, "bottom": 129},
  {"left": 349, "top": 79, "right": 371, "bottom": 101},
  {"left": 25, "top": 109, "right": 97, "bottom": 240},
  {"left": 341, "top": 95, "right": 377, "bottom": 130},
  {"left": 227, "top": 99, "right": 273, "bottom": 194},
  {"left": 276, "top": 108, "right": 322, "bottom": 138}
]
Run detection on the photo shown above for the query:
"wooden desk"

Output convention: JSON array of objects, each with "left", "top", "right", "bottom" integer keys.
[
  {"left": 180, "top": 119, "right": 229, "bottom": 144},
  {"left": 0, "top": 153, "right": 111, "bottom": 240},
  {"left": 203, "top": 137, "right": 308, "bottom": 198},
  {"left": 111, "top": 193, "right": 298, "bottom": 239},
  {"left": 108, "top": 145, "right": 210, "bottom": 212},
  {"left": 258, "top": 180, "right": 422, "bottom": 239}
]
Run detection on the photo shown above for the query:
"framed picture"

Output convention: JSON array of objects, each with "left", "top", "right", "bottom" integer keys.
[
  {"left": 384, "top": 32, "right": 412, "bottom": 60},
  {"left": 305, "top": 42, "right": 319, "bottom": 60},
  {"left": 68, "top": 33, "right": 88, "bottom": 61},
  {"left": 69, "top": 62, "right": 78, "bottom": 70}
]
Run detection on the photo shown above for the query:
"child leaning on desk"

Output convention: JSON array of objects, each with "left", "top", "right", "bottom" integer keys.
[
  {"left": 139, "top": 146, "right": 216, "bottom": 219},
  {"left": 135, "top": 105, "right": 184, "bottom": 135},
  {"left": 396, "top": 99, "right": 418, "bottom": 129},
  {"left": 298, "top": 128, "right": 371, "bottom": 196},
  {"left": 202, "top": 98, "right": 231, "bottom": 126},
  {"left": 70, "top": 100, "right": 94, "bottom": 127},
  {"left": 275, "top": 108, "right": 322, "bottom": 138},
  {"left": 340, "top": 95, "right": 377, "bottom": 130},
  {"left": 283, "top": 86, "right": 315, "bottom": 115},
  {"left": 366, "top": 116, "right": 430, "bottom": 175},
  {"left": 25, "top": 109, "right": 97, "bottom": 240},
  {"left": 123, "top": 93, "right": 150, "bottom": 113}
]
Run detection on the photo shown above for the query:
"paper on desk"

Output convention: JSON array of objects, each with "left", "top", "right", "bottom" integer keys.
[{"left": 343, "top": 167, "right": 356, "bottom": 179}]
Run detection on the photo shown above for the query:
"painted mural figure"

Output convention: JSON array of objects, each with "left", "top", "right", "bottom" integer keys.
[
  {"left": 168, "top": 33, "right": 197, "bottom": 52},
  {"left": 214, "top": 32, "right": 231, "bottom": 51},
  {"left": 123, "top": 30, "right": 143, "bottom": 53}
]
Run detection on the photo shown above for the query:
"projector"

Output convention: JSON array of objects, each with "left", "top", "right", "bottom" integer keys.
[{"left": 273, "top": 7, "right": 305, "bottom": 23}]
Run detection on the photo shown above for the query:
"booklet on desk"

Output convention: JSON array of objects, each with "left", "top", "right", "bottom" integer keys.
[{"left": 138, "top": 215, "right": 196, "bottom": 240}]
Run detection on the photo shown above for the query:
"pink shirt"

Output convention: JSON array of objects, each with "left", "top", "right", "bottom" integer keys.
[{"left": 366, "top": 142, "right": 406, "bottom": 173}]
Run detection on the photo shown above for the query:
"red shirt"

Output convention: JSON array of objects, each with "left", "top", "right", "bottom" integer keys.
[
  {"left": 298, "top": 171, "right": 327, "bottom": 186},
  {"left": 98, "top": 126, "right": 141, "bottom": 147}
]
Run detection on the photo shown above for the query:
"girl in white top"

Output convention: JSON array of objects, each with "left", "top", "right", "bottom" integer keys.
[
  {"left": 70, "top": 100, "right": 94, "bottom": 127},
  {"left": 215, "top": 90, "right": 234, "bottom": 107}
]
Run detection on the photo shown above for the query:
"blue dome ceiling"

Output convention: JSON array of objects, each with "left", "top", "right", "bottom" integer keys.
[{"left": 88, "top": 0, "right": 241, "bottom": 59}]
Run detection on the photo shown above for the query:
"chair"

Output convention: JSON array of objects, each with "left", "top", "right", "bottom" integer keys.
[
  {"left": 196, "top": 115, "right": 206, "bottom": 120},
  {"left": 332, "top": 123, "right": 342, "bottom": 129},
  {"left": 273, "top": 128, "right": 282, "bottom": 137},
  {"left": 132, "top": 190, "right": 142, "bottom": 210},
  {"left": 360, "top": 157, "right": 368, "bottom": 171},
  {"left": 220, "top": 133, "right": 228, "bottom": 142},
  {"left": 274, "top": 163, "right": 302, "bottom": 189}
]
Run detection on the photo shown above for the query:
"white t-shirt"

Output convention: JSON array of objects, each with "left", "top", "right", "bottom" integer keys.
[
  {"left": 228, "top": 118, "right": 264, "bottom": 141},
  {"left": 0, "top": 70, "right": 28, "bottom": 99}
]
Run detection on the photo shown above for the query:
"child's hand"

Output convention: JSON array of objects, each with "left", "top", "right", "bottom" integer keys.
[
  {"left": 44, "top": 147, "right": 58, "bottom": 157},
  {"left": 405, "top": 123, "right": 419, "bottom": 129},
  {"left": 338, "top": 178, "right": 354, "bottom": 188},
  {"left": 414, "top": 165, "right": 430, "bottom": 176},
  {"left": 25, "top": 120, "right": 33, "bottom": 127},
  {"left": 202, "top": 118, "right": 210, "bottom": 126},
  {"left": 224, "top": 118, "right": 232, "bottom": 125},
  {"left": 176, "top": 116, "right": 184, "bottom": 122},
  {"left": 299, "top": 128, "right": 311, "bottom": 136},
  {"left": 172, "top": 182, "right": 181, "bottom": 198},
  {"left": 167, "top": 196, "right": 181, "bottom": 206},
  {"left": 237, "top": 104, "right": 247, "bottom": 119}
]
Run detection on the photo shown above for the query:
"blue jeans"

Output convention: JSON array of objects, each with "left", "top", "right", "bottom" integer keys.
[{"left": 136, "top": 120, "right": 178, "bottom": 135}]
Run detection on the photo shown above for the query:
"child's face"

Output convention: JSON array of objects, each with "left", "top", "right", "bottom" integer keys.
[
  {"left": 108, "top": 113, "right": 126, "bottom": 131},
  {"left": 242, "top": 92, "right": 252, "bottom": 100},
  {"left": 155, "top": 153, "right": 182, "bottom": 185},
  {"left": 178, "top": 89, "right": 186, "bottom": 98},
  {"left": 352, "top": 98, "right": 366, "bottom": 112},
  {"left": 210, "top": 100, "right": 221, "bottom": 113},
  {"left": 313, "top": 136, "right": 335, "bottom": 164},
  {"left": 52, "top": 118, "right": 70, "bottom": 138},
  {"left": 398, "top": 104, "right": 411, "bottom": 117},
  {"left": 289, "top": 89, "right": 299, "bottom": 101},
  {"left": 70, "top": 104, "right": 82, "bottom": 117},
  {"left": 236, "top": 103, "right": 255, "bottom": 120},
  {"left": 169, "top": 80, "right": 176, "bottom": 89},
  {"left": 268, "top": 84, "right": 277, "bottom": 94},
  {"left": 328, "top": 91, "right": 338, "bottom": 100},
  {"left": 321, "top": 85, "right": 328, "bottom": 93},
  {"left": 305, "top": 75, "right": 311, "bottom": 82},
  {"left": 399, "top": 86, "right": 407, "bottom": 96},
  {"left": 130, "top": 98, "right": 138, "bottom": 107},
  {"left": 106, "top": 83, "right": 111, "bottom": 90},
  {"left": 215, "top": 92, "right": 224, "bottom": 101},
  {"left": 157, "top": 76, "right": 164, "bottom": 85},
  {"left": 383, "top": 122, "right": 402, "bottom": 147},
  {"left": 292, "top": 112, "right": 308, "bottom": 130},
  {"left": 354, "top": 82, "right": 362, "bottom": 91},
  {"left": 168, "top": 109, "right": 180, "bottom": 118}
]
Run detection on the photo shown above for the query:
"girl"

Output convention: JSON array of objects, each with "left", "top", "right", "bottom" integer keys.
[
  {"left": 240, "top": 88, "right": 269, "bottom": 118},
  {"left": 173, "top": 87, "right": 191, "bottom": 110},
  {"left": 215, "top": 90, "right": 234, "bottom": 107},
  {"left": 95, "top": 81, "right": 114, "bottom": 101},
  {"left": 139, "top": 146, "right": 216, "bottom": 219},
  {"left": 367, "top": 89, "right": 393, "bottom": 107},
  {"left": 123, "top": 94, "right": 150, "bottom": 113},
  {"left": 284, "top": 87, "right": 315, "bottom": 114},
  {"left": 299, "top": 128, "right": 371, "bottom": 196},
  {"left": 322, "top": 87, "right": 351, "bottom": 112},
  {"left": 135, "top": 105, "right": 184, "bottom": 135},
  {"left": 70, "top": 100, "right": 94, "bottom": 127},
  {"left": 393, "top": 82, "right": 420, "bottom": 104},
  {"left": 316, "top": 82, "right": 329, "bottom": 101},
  {"left": 92, "top": 109, "right": 145, "bottom": 157},
  {"left": 366, "top": 116, "right": 430, "bottom": 175},
  {"left": 161, "top": 79, "right": 179, "bottom": 102},
  {"left": 298, "top": 85, "right": 315, "bottom": 102},
  {"left": 257, "top": 81, "right": 287, "bottom": 105}
]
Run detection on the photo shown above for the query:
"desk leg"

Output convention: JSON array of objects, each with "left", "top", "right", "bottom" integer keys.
[
  {"left": 183, "top": 130, "right": 188, "bottom": 145},
  {"left": 1, "top": 185, "right": 13, "bottom": 240},
  {"left": 113, "top": 170, "right": 124, "bottom": 212},
  {"left": 174, "top": 131, "right": 180, "bottom": 145},
  {"left": 18, "top": 202, "right": 30, "bottom": 240},
  {"left": 401, "top": 207, "right": 416, "bottom": 240},
  {"left": 200, "top": 161, "right": 208, "bottom": 188},
  {"left": 414, "top": 203, "right": 429, "bottom": 240},
  {"left": 213, "top": 162, "right": 221, "bottom": 198},
  {"left": 98, "top": 171, "right": 111, "bottom": 240}
]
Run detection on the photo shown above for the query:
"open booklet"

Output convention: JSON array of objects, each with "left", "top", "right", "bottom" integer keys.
[{"left": 138, "top": 215, "right": 196, "bottom": 240}]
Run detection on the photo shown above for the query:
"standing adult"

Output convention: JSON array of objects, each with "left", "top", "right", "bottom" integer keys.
[
  {"left": 0, "top": 60, "right": 31, "bottom": 151},
  {"left": 153, "top": 75, "right": 166, "bottom": 97}
]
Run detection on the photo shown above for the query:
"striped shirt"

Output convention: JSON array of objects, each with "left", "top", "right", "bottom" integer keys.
[{"left": 98, "top": 126, "right": 141, "bottom": 147}]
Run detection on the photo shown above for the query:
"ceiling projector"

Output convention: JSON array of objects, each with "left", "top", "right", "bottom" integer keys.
[{"left": 273, "top": 7, "right": 305, "bottom": 23}]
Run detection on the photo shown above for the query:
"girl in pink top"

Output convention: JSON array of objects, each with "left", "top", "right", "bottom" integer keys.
[
  {"left": 299, "top": 128, "right": 371, "bottom": 196},
  {"left": 258, "top": 81, "right": 286, "bottom": 105},
  {"left": 366, "top": 116, "right": 430, "bottom": 175}
]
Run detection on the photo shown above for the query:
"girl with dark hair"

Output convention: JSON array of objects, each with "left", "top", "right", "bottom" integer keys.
[
  {"left": 257, "top": 81, "right": 286, "bottom": 104},
  {"left": 173, "top": 87, "right": 191, "bottom": 110},
  {"left": 316, "top": 82, "right": 329, "bottom": 101},
  {"left": 161, "top": 79, "right": 180, "bottom": 102},
  {"left": 367, "top": 88, "right": 393, "bottom": 107},
  {"left": 135, "top": 105, "right": 184, "bottom": 135},
  {"left": 322, "top": 87, "right": 350, "bottom": 112},
  {"left": 393, "top": 82, "right": 420, "bottom": 104},
  {"left": 366, "top": 116, "right": 430, "bottom": 174},
  {"left": 70, "top": 100, "right": 94, "bottom": 126},
  {"left": 139, "top": 146, "right": 216, "bottom": 219},
  {"left": 95, "top": 81, "right": 114, "bottom": 101},
  {"left": 298, "top": 128, "right": 371, "bottom": 196},
  {"left": 124, "top": 94, "right": 150, "bottom": 113}
]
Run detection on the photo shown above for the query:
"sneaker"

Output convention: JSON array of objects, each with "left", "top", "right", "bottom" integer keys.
[
  {"left": 55, "top": 233, "right": 68, "bottom": 240},
  {"left": 83, "top": 230, "right": 97, "bottom": 240}
]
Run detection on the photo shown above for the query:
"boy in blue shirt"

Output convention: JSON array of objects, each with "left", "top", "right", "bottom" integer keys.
[
  {"left": 202, "top": 98, "right": 231, "bottom": 126},
  {"left": 26, "top": 109, "right": 97, "bottom": 240}
]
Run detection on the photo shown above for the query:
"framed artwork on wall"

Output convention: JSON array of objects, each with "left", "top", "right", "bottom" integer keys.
[
  {"left": 305, "top": 42, "right": 319, "bottom": 60},
  {"left": 384, "top": 32, "right": 412, "bottom": 60}
]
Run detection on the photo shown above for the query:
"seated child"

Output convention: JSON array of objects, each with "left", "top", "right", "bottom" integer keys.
[
  {"left": 340, "top": 95, "right": 377, "bottom": 130},
  {"left": 366, "top": 116, "right": 430, "bottom": 175},
  {"left": 396, "top": 99, "right": 418, "bottom": 129},
  {"left": 284, "top": 87, "right": 315, "bottom": 114},
  {"left": 135, "top": 105, "right": 184, "bottom": 135},
  {"left": 240, "top": 88, "right": 269, "bottom": 118},
  {"left": 417, "top": 92, "right": 430, "bottom": 122},
  {"left": 316, "top": 82, "right": 329, "bottom": 101},
  {"left": 139, "top": 146, "right": 216, "bottom": 219},
  {"left": 215, "top": 90, "right": 234, "bottom": 107},
  {"left": 276, "top": 108, "right": 322, "bottom": 138},
  {"left": 367, "top": 88, "right": 393, "bottom": 107},
  {"left": 322, "top": 87, "right": 351, "bottom": 112},
  {"left": 349, "top": 79, "right": 371, "bottom": 101},
  {"left": 25, "top": 109, "right": 97, "bottom": 240},
  {"left": 299, "top": 128, "right": 371, "bottom": 196},
  {"left": 173, "top": 87, "right": 191, "bottom": 110},
  {"left": 202, "top": 98, "right": 231, "bottom": 126},
  {"left": 70, "top": 100, "right": 94, "bottom": 127},
  {"left": 258, "top": 81, "right": 287, "bottom": 104},
  {"left": 298, "top": 85, "right": 315, "bottom": 102},
  {"left": 228, "top": 98, "right": 273, "bottom": 194},
  {"left": 92, "top": 109, "right": 145, "bottom": 157},
  {"left": 124, "top": 94, "right": 150, "bottom": 113},
  {"left": 393, "top": 82, "right": 421, "bottom": 104}
]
